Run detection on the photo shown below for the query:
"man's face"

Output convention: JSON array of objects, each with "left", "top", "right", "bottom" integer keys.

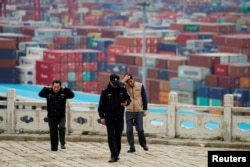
[
  {"left": 52, "top": 83, "right": 61, "bottom": 93},
  {"left": 126, "top": 79, "right": 134, "bottom": 87},
  {"left": 110, "top": 81, "right": 119, "bottom": 88}
]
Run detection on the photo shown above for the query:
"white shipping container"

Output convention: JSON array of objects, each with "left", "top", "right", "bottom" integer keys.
[
  {"left": 170, "top": 90, "right": 195, "bottom": 105},
  {"left": 19, "top": 42, "right": 39, "bottom": 51},
  {"left": 19, "top": 56, "right": 42, "bottom": 67},
  {"left": 178, "top": 65, "right": 211, "bottom": 80},
  {"left": 16, "top": 66, "right": 35, "bottom": 77},
  {"left": 26, "top": 47, "right": 47, "bottom": 58},
  {"left": 16, "top": 75, "right": 36, "bottom": 85}
]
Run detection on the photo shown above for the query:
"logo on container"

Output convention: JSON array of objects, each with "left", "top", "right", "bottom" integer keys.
[{"left": 41, "top": 74, "right": 48, "bottom": 79}]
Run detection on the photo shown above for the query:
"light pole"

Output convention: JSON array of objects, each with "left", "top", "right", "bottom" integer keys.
[{"left": 137, "top": 1, "right": 150, "bottom": 88}]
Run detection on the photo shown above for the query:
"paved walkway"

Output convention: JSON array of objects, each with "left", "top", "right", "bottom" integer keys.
[{"left": 0, "top": 135, "right": 248, "bottom": 167}]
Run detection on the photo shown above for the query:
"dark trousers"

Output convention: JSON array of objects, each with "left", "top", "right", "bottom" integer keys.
[
  {"left": 105, "top": 116, "right": 124, "bottom": 159},
  {"left": 48, "top": 117, "right": 66, "bottom": 150},
  {"left": 126, "top": 112, "right": 147, "bottom": 149}
]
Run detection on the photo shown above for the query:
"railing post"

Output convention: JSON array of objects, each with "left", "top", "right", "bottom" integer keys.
[
  {"left": 223, "top": 94, "right": 233, "bottom": 141},
  {"left": 6, "top": 89, "right": 16, "bottom": 134},
  {"left": 168, "top": 92, "right": 178, "bottom": 139}
]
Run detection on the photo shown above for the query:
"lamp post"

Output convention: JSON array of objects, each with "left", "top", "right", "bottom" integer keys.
[{"left": 137, "top": 1, "right": 150, "bottom": 88}]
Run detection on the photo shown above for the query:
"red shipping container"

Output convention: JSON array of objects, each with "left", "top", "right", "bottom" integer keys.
[
  {"left": 83, "top": 62, "right": 90, "bottom": 71},
  {"left": 168, "top": 57, "right": 187, "bottom": 70},
  {"left": 176, "top": 33, "right": 198, "bottom": 46},
  {"left": 224, "top": 35, "right": 250, "bottom": 48},
  {"left": 76, "top": 81, "right": 82, "bottom": 91},
  {"left": 60, "top": 72, "right": 68, "bottom": 82},
  {"left": 58, "top": 63, "right": 67, "bottom": 72},
  {"left": 75, "top": 62, "right": 83, "bottom": 72},
  {"left": 168, "top": 70, "right": 178, "bottom": 79},
  {"left": 90, "top": 81, "right": 99, "bottom": 91},
  {"left": 147, "top": 68, "right": 159, "bottom": 79},
  {"left": 76, "top": 72, "right": 83, "bottom": 81},
  {"left": 228, "top": 64, "right": 250, "bottom": 77},
  {"left": 214, "top": 64, "right": 228, "bottom": 76},
  {"left": 205, "top": 75, "right": 218, "bottom": 86},
  {"left": 67, "top": 62, "right": 75, "bottom": 72},
  {"left": 188, "top": 54, "right": 221, "bottom": 68},
  {"left": 67, "top": 52, "right": 76, "bottom": 62},
  {"left": 107, "top": 45, "right": 126, "bottom": 63},
  {"left": 36, "top": 60, "right": 60, "bottom": 73},
  {"left": 36, "top": 71, "right": 60, "bottom": 85},
  {"left": 218, "top": 76, "right": 240, "bottom": 88},
  {"left": 75, "top": 52, "right": 83, "bottom": 62},
  {"left": 127, "top": 65, "right": 139, "bottom": 77},
  {"left": 89, "top": 62, "right": 98, "bottom": 71},
  {"left": 43, "top": 50, "right": 68, "bottom": 62}
]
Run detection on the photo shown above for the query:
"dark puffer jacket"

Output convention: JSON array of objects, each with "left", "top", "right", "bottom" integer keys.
[
  {"left": 38, "top": 87, "right": 75, "bottom": 119},
  {"left": 98, "top": 83, "right": 131, "bottom": 119}
]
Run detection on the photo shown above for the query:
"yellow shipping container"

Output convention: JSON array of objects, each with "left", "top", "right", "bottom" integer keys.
[
  {"left": 91, "top": 10, "right": 103, "bottom": 16},
  {"left": 87, "top": 32, "right": 102, "bottom": 38}
]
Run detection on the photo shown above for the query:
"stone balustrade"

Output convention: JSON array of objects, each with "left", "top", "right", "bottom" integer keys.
[{"left": 0, "top": 89, "right": 250, "bottom": 141}]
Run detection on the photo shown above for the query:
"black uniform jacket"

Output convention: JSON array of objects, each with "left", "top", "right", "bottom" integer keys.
[
  {"left": 98, "top": 83, "right": 131, "bottom": 119},
  {"left": 38, "top": 87, "right": 75, "bottom": 119}
]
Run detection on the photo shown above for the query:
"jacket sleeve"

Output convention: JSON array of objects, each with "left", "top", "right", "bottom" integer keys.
[
  {"left": 141, "top": 85, "right": 148, "bottom": 110},
  {"left": 124, "top": 88, "right": 131, "bottom": 106},
  {"left": 98, "top": 89, "right": 105, "bottom": 118},
  {"left": 63, "top": 87, "right": 75, "bottom": 99},
  {"left": 38, "top": 87, "right": 50, "bottom": 98}
]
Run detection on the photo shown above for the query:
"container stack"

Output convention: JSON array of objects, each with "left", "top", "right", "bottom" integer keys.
[
  {"left": 36, "top": 49, "right": 105, "bottom": 93},
  {"left": 17, "top": 47, "right": 47, "bottom": 85},
  {"left": 0, "top": 38, "right": 17, "bottom": 83}
]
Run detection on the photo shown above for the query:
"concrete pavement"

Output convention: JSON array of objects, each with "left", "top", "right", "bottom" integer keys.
[{"left": 0, "top": 134, "right": 249, "bottom": 167}]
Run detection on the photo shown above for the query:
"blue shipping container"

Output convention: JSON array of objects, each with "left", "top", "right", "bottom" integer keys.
[
  {"left": 106, "top": 64, "right": 127, "bottom": 74},
  {"left": 196, "top": 85, "right": 210, "bottom": 97},
  {"left": 232, "top": 88, "right": 250, "bottom": 101},
  {"left": 209, "top": 86, "right": 231, "bottom": 99},
  {"left": 0, "top": 49, "right": 16, "bottom": 59},
  {"left": 170, "top": 77, "right": 203, "bottom": 92},
  {"left": 158, "top": 42, "right": 181, "bottom": 52}
]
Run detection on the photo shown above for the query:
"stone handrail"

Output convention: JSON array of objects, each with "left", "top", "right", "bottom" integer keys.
[{"left": 0, "top": 89, "right": 250, "bottom": 141}]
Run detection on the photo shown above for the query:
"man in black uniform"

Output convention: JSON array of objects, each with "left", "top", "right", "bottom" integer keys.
[
  {"left": 38, "top": 80, "right": 74, "bottom": 151},
  {"left": 98, "top": 74, "right": 131, "bottom": 163}
]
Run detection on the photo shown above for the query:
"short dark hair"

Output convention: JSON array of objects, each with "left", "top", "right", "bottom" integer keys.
[
  {"left": 126, "top": 74, "right": 133, "bottom": 80},
  {"left": 52, "top": 80, "right": 62, "bottom": 86}
]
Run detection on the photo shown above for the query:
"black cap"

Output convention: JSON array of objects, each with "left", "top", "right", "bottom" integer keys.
[
  {"left": 110, "top": 74, "right": 120, "bottom": 86},
  {"left": 110, "top": 73, "right": 120, "bottom": 82}
]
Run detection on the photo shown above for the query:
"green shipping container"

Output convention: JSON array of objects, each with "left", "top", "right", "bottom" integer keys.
[
  {"left": 83, "top": 71, "right": 91, "bottom": 81},
  {"left": 240, "top": 5, "right": 249, "bottom": 13},
  {"left": 209, "top": 98, "right": 222, "bottom": 106},
  {"left": 68, "top": 72, "right": 76, "bottom": 82},
  {"left": 196, "top": 97, "right": 209, "bottom": 106},
  {"left": 183, "top": 24, "right": 199, "bottom": 32}
]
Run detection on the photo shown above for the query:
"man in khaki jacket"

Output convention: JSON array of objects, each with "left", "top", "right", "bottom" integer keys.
[{"left": 122, "top": 74, "right": 148, "bottom": 153}]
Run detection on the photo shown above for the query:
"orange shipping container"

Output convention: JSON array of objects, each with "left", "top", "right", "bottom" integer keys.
[
  {"left": 239, "top": 77, "right": 250, "bottom": 88},
  {"left": 159, "top": 91, "right": 168, "bottom": 103},
  {"left": 209, "top": 109, "right": 222, "bottom": 115}
]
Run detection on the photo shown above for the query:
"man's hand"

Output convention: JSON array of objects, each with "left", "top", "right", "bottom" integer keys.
[
  {"left": 121, "top": 101, "right": 127, "bottom": 106},
  {"left": 100, "top": 118, "right": 106, "bottom": 125},
  {"left": 121, "top": 75, "right": 130, "bottom": 83}
]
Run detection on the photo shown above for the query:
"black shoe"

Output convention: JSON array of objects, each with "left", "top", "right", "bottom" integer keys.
[
  {"left": 142, "top": 145, "right": 148, "bottom": 151},
  {"left": 51, "top": 149, "right": 58, "bottom": 151},
  {"left": 108, "top": 158, "right": 117, "bottom": 163},
  {"left": 127, "top": 148, "right": 136, "bottom": 153},
  {"left": 61, "top": 145, "right": 66, "bottom": 149}
]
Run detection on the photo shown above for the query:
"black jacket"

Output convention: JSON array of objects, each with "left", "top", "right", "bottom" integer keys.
[
  {"left": 38, "top": 87, "right": 75, "bottom": 119},
  {"left": 98, "top": 83, "right": 131, "bottom": 119}
]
